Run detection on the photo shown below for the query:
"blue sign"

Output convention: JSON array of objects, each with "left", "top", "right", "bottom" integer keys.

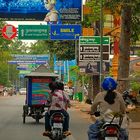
[
  {"left": 16, "top": 67, "right": 27, "bottom": 70},
  {"left": 0, "top": 0, "right": 82, "bottom": 22},
  {"left": 8, "top": 60, "right": 47, "bottom": 64},
  {"left": 50, "top": 25, "right": 81, "bottom": 40},
  {"left": 12, "top": 55, "right": 49, "bottom": 61}
]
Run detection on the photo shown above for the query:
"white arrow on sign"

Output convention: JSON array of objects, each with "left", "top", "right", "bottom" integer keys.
[
  {"left": 5, "top": 26, "right": 13, "bottom": 38},
  {"left": 21, "top": 29, "right": 24, "bottom": 37}
]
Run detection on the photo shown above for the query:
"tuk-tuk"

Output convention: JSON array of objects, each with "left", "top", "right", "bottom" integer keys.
[{"left": 22, "top": 72, "right": 58, "bottom": 123}]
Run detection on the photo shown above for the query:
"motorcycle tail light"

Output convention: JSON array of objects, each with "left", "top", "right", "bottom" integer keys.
[
  {"left": 53, "top": 115, "right": 63, "bottom": 122},
  {"left": 105, "top": 127, "right": 118, "bottom": 135}
]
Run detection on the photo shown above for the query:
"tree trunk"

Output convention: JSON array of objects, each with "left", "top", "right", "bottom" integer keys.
[{"left": 117, "top": 6, "right": 132, "bottom": 93}]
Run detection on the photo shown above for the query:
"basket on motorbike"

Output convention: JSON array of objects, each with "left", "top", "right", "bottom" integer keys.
[{"left": 22, "top": 72, "right": 58, "bottom": 124}]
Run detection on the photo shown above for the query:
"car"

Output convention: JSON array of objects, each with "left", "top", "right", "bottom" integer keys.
[{"left": 19, "top": 88, "right": 26, "bottom": 95}]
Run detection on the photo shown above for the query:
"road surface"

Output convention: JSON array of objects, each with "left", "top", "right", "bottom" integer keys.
[{"left": 0, "top": 95, "right": 90, "bottom": 140}]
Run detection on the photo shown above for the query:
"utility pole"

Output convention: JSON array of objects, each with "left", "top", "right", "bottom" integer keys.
[{"left": 99, "top": 0, "right": 103, "bottom": 91}]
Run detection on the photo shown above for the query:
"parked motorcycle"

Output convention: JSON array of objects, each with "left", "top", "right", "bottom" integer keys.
[
  {"left": 122, "top": 90, "right": 138, "bottom": 111},
  {"left": 46, "top": 112, "right": 70, "bottom": 140}
]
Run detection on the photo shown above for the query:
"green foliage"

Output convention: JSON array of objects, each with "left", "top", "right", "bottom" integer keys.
[
  {"left": 105, "top": 0, "right": 140, "bottom": 42},
  {"left": 70, "top": 65, "right": 90, "bottom": 86},
  {"left": 86, "top": 0, "right": 101, "bottom": 22},
  {"left": 130, "top": 72, "right": 140, "bottom": 92},
  {"left": 29, "top": 40, "right": 75, "bottom": 61},
  {"left": 137, "top": 50, "right": 140, "bottom": 56},
  {"left": 130, "top": 81, "right": 140, "bottom": 92},
  {"left": 0, "top": 21, "right": 29, "bottom": 86}
]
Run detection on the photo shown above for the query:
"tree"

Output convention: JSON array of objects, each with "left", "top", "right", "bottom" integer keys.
[
  {"left": 0, "top": 21, "right": 30, "bottom": 86},
  {"left": 106, "top": 0, "right": 140, "bottom": 92},
  {"left": 85, "top": 0, "right": 140, "bottom": 93}
]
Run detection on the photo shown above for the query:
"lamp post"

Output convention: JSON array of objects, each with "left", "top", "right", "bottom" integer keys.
[{"left": 100, "top": 0, "right": 103, "bottom": 91}]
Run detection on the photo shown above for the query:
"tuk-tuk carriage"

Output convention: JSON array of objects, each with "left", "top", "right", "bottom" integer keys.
[{"left": 22, "top": 72, "right": 58, "bottom": 124}]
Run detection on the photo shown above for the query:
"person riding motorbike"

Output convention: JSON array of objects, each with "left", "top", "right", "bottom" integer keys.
[
  {"left": 88, "top": 77, "right": 129, "bottom": 140},
  {"left": 43, "top": 81, "right": 71, "bottom": 136}
]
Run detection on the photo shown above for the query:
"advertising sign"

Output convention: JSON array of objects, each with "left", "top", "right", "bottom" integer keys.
[
  {"left": 50, "top": 25, "right": 81, "bottom": 40},
  {"left": 8, "top": 60, "right": 48, "bottom": 64},
  {"left": 31, "top": 78, "right": 52, "bottom": 105},
  {"left": 18, "top": 25, "right": 49, "bottom": 40},
  {"left": 12, "top": 54, "right": 49, "bottom": 61},
  {"left": 0, "top": 0, "right": 82, "bottom": 22}
]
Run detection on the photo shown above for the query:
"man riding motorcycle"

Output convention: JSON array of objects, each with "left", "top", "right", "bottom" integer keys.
[
  {"left": 43, "top": 81, "right": 71, "bottom": 137},
  {"left": 88, "top": 77, "right": 129, "bottom": 140}
]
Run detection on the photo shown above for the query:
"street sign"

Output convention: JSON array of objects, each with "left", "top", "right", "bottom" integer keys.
[
  {"left": 12, "top": 54, "right": 49, "bottom": 61},
  {"left": 2, "top": 24, "right": 17, "bottom": 40},
  {"left": 16, "top": 67, "right": 28, "bottom": 70},
  {"left": 18, "top": 25, "right": 49, "bottom": 40},
  {"left": 50, "top": 25, "right": 81, "bottom": 40},
  {"left": 79, "top": 36, "right": 110, "bottom": 62},
  {"left": 8, "top": 60, "right": 48, "bottom": 64},
  {"left": 79, "top": 36, "right": 110, "bottom": 45}
]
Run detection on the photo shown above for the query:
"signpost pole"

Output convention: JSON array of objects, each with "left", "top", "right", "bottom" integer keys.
[{"left": 100, "top": 0, "right": 104, "bottom": 91}]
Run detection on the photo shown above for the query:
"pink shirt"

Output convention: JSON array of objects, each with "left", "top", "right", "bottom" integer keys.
[{"left": 49, "top": 90, "right": 70, "bottom": 111}]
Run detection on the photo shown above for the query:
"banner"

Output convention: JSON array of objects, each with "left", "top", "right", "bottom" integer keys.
[{"left": 0, "top": 0, "right": 82, "bottom": 23}]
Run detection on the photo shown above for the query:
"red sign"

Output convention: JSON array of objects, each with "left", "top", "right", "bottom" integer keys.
[
  {"left": 32, "top": 78, "right": 52, "bottom": 83},
  {"left": 2, "top": 24, "right": 17, "bottom": 40}
]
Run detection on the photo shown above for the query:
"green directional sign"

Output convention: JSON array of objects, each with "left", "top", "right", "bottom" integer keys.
[
  {"left": 80, "top": 36, "right": 110, "bottom": 45},
  {"left": 18, "top": 25, "right": 49, "bottom": 40}
]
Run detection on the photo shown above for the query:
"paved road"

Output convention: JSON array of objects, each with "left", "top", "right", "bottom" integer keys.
[{"left": 0, "top": 95, "right": 90, "bottom": 140}]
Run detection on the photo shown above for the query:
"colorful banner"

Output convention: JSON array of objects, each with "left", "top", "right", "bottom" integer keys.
[
  {"left": 31, "top": 78, "right": 52, "bottom": 105},
  {"left": 0, "top": 0, "right": 82, "bottom": 23}
]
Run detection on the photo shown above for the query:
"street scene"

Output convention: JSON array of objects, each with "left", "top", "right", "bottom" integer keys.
[{"left": 0, "top": 0, "right": 140, "bottom": 140}]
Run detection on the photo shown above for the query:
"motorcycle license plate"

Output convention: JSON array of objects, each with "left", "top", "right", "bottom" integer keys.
[
  {"left": 53, "top": 123, "right": 63, "bottom": 128},
  {"left": 105, "top": 137, "right": 118, "bottom": 140}
]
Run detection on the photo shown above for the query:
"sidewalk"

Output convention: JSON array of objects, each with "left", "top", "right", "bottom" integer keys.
[{"left": 71, "top": 100, "right": 140, "bottom": 140}]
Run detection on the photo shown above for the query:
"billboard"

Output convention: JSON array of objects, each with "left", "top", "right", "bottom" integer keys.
[{"left": 0, "top": 0, "right": 82, "bottom": 22}]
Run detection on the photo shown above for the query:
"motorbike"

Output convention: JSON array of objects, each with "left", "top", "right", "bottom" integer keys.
[
  {"left": 90, "top": 111, "right": 124, "bottom": 140},
  {"left": 122, "top": 90, "right": 138, "bottom": 110},
  {"left": 46, "top": 112, "right": 70, "bottom": 140}
]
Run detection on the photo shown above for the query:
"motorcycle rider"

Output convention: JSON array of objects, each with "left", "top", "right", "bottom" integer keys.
[
  {"left": 88, "top": 77, "right": 129, "bottom": 140},
  {"left": 43, "top": 81, "right": 71, "bottom": 136}
]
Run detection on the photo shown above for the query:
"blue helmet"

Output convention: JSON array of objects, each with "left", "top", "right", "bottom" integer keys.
[{"left": 102, "top": 77, "right": 117, "bottom": 91}]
